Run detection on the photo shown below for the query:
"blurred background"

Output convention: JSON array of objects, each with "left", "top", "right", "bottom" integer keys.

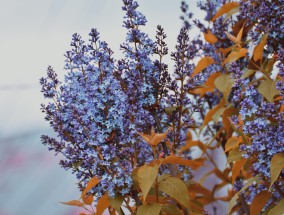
[{"left": 0, "top": 0, "right": 218, "bottom": 214}]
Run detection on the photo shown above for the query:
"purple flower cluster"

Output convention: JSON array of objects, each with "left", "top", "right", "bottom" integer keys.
[{"left": 239, "top": 0, "right": 284, "bottom": 52}]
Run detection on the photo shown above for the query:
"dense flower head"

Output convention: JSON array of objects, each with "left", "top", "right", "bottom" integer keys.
[
  {"left": 239, "top": 0, "right": 284, "bottom": 52},
  {"left": 39, "top": 0, "right": 284, "bottom": 213}
]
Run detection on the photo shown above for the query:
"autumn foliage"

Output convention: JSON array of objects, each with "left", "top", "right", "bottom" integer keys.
[{"left": 40, "top": 0, "right": 284, "bottom": 214}]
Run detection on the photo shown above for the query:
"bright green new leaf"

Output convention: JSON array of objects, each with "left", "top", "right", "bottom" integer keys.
[
  {"left": 269, "top": 153, "right": 284, "bottom": 190},
  {"left": 137, "top": 203, "right": 161, "bottom": 215},
  {"left": 159, "top": 177, "right": 190, "bottom": 209},
  {"left": 138, "top": 163, "right": 159, "bottom": 202},
  {"left": 228, "top": 175, "right": 259, "bottom": 213},
  {"left": 268, "top": 199, "right": 284, "bottom": 215}
]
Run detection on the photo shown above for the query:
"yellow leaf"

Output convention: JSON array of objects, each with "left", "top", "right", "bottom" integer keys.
[
  {"left": 253, "top": 34, "right": 268, "bottom": 62},
  {"left": 159, "top": 177, "right": 190, "bottom": 209},
  {"left": 232, "top": 158, "right": 247, "bottom": 184},
  {"left": 258, "top": 79, "right": 280, "bottom": 103},
  {"left": 212, "top": 2, "right": 239, "bottom": 22},
  {"left": 250, "top": 190, "right": 271, "bottom": 215},
  {"left": 81, "top": 176, "right": 99, "bottom": 199},
  {"left": 162, "top": 155, "right": 204, "bottom": 170},
  {"left": 138, "top": 163, "right": 159, "bottom": 202},
  {"left": 269, "top": 153, "right": 284, "bottom": 190},
  {"left": 96, "top": 193, "right": 110, "bottom": 215},
  {"left": 137, "top": 203, "right": 161, "bottom": 215},
  {"left": 60, "top": 200, "right": 84, "bottom": 207},
  {"left": 268, "top": 199, "right": 284, "bottom": 215},
  {"left": 203, "top": 31, "right": 218, "bottom": 44},
  {"left": 192, "top": 57, "right": 215, "bottom": 77}
]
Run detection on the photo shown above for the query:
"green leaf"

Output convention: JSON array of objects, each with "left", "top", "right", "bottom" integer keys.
[
  {"left": 269, "top": 153, "right": 284, "bottom": 190},
  {"left": 137, "top": 203, "right": 161, "bottom": 215},
  {"left": 227, "top": 147, "right": 243, "bottom": 162},
  {"left": 165, "top": 106, "right": 179, "bottom": 114},
  {"left": 268, "top": 199, "right": 284, "bottom": 215},
  {"left": 258, "top": 79, "right": 280, "bottom": 102},
  {"left": 241, "top": 69, "right": 256, "bottom": 79},
  {"left": 228, "top": 175, "right": 259, "bottom": 213},
  {"left": 161, "top": 204, "right": 183, "bottom": 215},
  {"left": 214, "top": 74, "right": 235, "bottom": 100},
  {"left": 138, "top": 163, "right": 159, "bottom": 202},
  {"left": 108, "top": 196, "right": 124, "bottom": 215},
  {"left": 159, "top": 177, "right": 190, "bottom": 209}
]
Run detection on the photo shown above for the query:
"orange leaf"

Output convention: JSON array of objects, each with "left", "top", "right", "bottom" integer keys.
[
  {"left": 250, "top": 190, "right": 271, "bottom": 215},
  {"left": 138, "top": 129, "right": 169, "bottom": 146},
  {"left": 81, "top": 176, "right": 99, "bottom": 198},
  {"left": 179, "top": 140, "right": 205, "bottom": 154},
  {"left": 219, "top": 47, "right": 233, "bottom": 55},
  {"left": 236, "top": 24, "right": 244, "bottom": 44},
  {"left": 60, "top": 200, "right": 84, "bottom": 207},
  {"left": 82, "top": 194, "right": 93, "bottom": 205},
  {"left": 222, "top": 48, "right": 247, "bottom": 66},
  {"left": 192, "top": 57, "right": 215, "bottom": 77},
  {"left": 96, "top": 193, "right": 110, "bottom": 215},
  {"left": 203, "top": 98, "right": 225, "bottom": 126},
  {"left": 232, "top": 158, "right": 246, "bottom": 184},
  {"left": 162, "top": 155, "right": 204, "bottom": 170},
  {"left": 204, "top": 31, "right": 218, "bottom": 44},
  {"left": 212, "top": 2, "right": 239, "bottom": 22},
  {"left": 253, "top": 34, "right": 268, "bottom": 62}
]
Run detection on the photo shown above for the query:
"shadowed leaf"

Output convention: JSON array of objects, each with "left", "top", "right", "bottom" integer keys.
[{"left": 250, "top": 190, "right": 271, "bottom": 215}]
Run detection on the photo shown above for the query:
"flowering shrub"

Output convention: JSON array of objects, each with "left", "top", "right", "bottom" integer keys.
[{"left": 40, "top": 0, "right": 284, "bottom": 214}]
